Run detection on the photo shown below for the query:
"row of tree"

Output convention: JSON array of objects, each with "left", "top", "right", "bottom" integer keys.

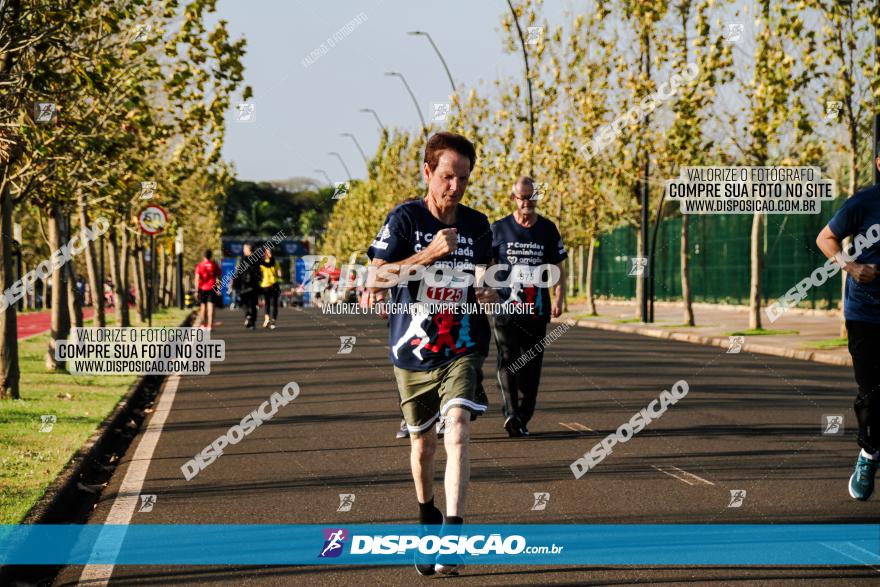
[
  {"left": 322, "top": 0, "right": 879, "bottom": 329},
  {"left": 0, "top": 0, "right": 251, "bottom": 399}
]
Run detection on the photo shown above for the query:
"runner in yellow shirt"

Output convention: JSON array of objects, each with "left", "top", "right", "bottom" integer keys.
[{"left": 259, "top": 249, "right": 282, "bottom": 329}]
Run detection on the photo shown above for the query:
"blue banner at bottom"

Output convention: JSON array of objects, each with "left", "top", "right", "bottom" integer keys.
[{"left": 1, "top": 524, "right": 879, "bottom": 565}]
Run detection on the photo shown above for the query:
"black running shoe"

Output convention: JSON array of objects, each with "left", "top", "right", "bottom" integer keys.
[
  {"left": 415, "top": 510, "right": 444, "bottom": 575},
  {"left": 435, "top": 520, "right": 464, "bottom": 575},
  {"left": 504, "top": 415, "right": 524, "bottom": 438}
]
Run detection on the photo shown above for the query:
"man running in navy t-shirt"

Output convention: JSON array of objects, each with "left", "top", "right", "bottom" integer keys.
[
  {"left": 365, "top": 132, "right": 498, "bottom": 576},
  {"left": 816, "top": 150, "right": 880, "bottom": 500}
]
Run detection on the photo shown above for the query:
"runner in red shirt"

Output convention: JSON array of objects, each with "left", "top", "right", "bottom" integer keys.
[{"left": 194, "top": 249, "right": 220, "bottom": 330}]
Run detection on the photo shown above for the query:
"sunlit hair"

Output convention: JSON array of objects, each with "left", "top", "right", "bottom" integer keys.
[
  {"left": 511, "top": 176, "right": 535, "bottom": 197},
  {"left": 424, "top": 131, "right": 476, "bottom": 172}
]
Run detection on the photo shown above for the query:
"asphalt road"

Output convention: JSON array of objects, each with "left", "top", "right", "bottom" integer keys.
[{"left": 54, "top": 306, "right": 880, "bottom": 586}]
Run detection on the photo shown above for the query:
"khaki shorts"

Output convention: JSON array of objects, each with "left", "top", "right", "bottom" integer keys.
[{"left": 394, "top": 353, "right": 486, "bottom": 436}]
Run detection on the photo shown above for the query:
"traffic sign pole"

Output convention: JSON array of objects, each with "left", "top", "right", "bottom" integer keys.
[
  {"left": 136, "top": 204, "right": 169, "bottom": 326},
  {"left": 148, "top": 235, "right": 155, "bottom": 327}
]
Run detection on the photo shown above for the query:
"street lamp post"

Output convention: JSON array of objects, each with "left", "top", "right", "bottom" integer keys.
[
  {"left": 385, "top": 71, "right": 428, "bottom": 139},
  {"left": 359, "top": 108, "right": 387, "bottom": 133},
  {"left": 314, "top": 168, "right": 334, "bottom": 189},
  {"left": 328, "top": 152, "right": 353, "bottom": 182},
  {"left": 407, "top": 31, "right": 456, "bottom": 93},
  {"left": 504, "top": 0, "right": 535, "bottom": 174},
  {"left": 341, "top": 133, "right": 368, "bottom": 164}
]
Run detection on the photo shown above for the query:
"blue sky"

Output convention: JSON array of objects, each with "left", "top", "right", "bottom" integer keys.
[{"left": 214, "top": 0, "right": 574, "bottom": 184}]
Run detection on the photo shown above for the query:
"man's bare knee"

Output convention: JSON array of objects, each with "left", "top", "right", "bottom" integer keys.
[
  {"left": 443, "top": 412, "right": 470, "bottom": 447},
  {"left": 411, "top": 430, "right": 437, "bottom": 459}
]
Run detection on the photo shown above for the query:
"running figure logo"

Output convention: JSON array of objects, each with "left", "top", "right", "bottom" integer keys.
[
  {"left": 139, "top": 181, "right": 157, "bottom": 200},
  {"left": 235, "top": 102, "right": 255, "bottom": 122},
  {"left": 35, "top": 102, "right": 56, "bottom": 124},
  {"left": 825, "top": 101, "right": 842, "bottom": 121},
  {"left": 130, "top": 23, "right": 151, "bottom": 43},
  {"left": 628, "top": 257, "right": 647, "bottom": 277},
  {"left": 393, "top": 304, "right": 431, "bottom": 360},
  {"left": 728, "top": 489, "right": 746, "bottom": 508},
  {"left": 39, "top": 415, "right": 57, "bottom": 432},
  {"left": 424, "top": 311, "right": 464, "bottom": 356},
  {"left": 531, "top": 182, "right": 549, "bottom": 201},
  {"left": 822, "top": 415, "right": 844, "bottom": 435},
  {"left": 138, "top": 494, "right": 157, "bottom": 512},
  {"left": 526, "top": 26, "right": 544, "bottom": 46},
  {"left": 318, "top": 528, "right": 348, "bottom": 558},
  {"left": 727, "top": 336, "right": 745, "bottom": 354},
  {"left": 723, "top": 22, "right": 744, "bottom": 43},
  {"left": 337, "top": 493, "right": 355, "bottom": 512},
  {"left": 337, "top": 336, "right": 356, "bottom": 354},
  {"left": 332, "top": 182, "right": 350, "bottom": 200},
  {"left": 431, "top": 103, "right": 450, "bottom": 122},
  {"left": 531, "top": 492, "right": 550, "bottom": 511}
]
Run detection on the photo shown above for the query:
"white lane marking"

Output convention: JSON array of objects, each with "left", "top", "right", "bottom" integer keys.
[
  {"left": 666, "top": 465, "right": 715, "bottom": 486},
  {"left": 77, "top": 374, "right": 181, "bottom": 586},
  {"left": 652, "top": 465, "right": 695, "bottom": 485},
  {"left": 820, "top": 542, "right": 880, "bottom": 572},
  {"left": 845, "top": 541, "right": 880, "bottom": 562},
  {"left": 560, "top": 422, "right": 594, "bottom": 433}
]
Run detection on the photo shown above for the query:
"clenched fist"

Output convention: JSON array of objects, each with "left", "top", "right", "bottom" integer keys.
[
  {"left": 845, "top": 262, "right": 878, "bottom": 285},
  {"left": 426, "top": 228, "right": 458, "bottom": 261}
]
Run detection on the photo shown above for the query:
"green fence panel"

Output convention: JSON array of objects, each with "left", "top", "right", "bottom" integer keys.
[{"left": 592, "top": 199, "right": 845, "bottom": 308}]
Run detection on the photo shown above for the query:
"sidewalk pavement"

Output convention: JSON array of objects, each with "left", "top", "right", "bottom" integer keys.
[{"left": 562, "top": 299, "right": 852, "bottom": 367}]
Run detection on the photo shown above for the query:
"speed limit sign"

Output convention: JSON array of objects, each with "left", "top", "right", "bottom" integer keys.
[{"left": 138, "top": 205, "right": 168, "bottom": 235}]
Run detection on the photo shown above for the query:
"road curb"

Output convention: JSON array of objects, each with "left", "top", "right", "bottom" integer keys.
[
  {"left": 18, "top": 312, "right": 196, "bottom": 526},
  {"left": 566, "top": 318, "right": 852, "bottom": 368}
]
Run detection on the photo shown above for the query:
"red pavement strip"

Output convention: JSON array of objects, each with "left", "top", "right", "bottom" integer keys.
[{"left": 18, "top": 308, "right": 96, "bottom": 340}]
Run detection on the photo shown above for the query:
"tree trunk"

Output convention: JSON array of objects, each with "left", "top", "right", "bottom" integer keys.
[
  {"left": 136, "top": 239, "right": 147, "bottom": 322},
  {"left": 0, "top": 179, "right": 20, "bottom": 398},
  {"left": 635, "top": 229, "right": 643, "bottom": 317},
  {"left": 41, "top": 275, "right": 48, "bottom": 309},
  {"left": 586, "top": 236, "right": 597, "bottom": 316},
  {"left": 681, "top": 214, "right": 694, "bottom": 326},
  {"left": 65, "top": 214, "right": 82, "bottom": 329},
  {"left": 165, "top": 248, "right": 174, "bottom": 306},
  {"left": 107, "top": 225, "right": 121, "bottom": 323},
  {"left": 748, "top": 212, "right": 763, "bottom": 330},
  {"left": 21, "top": 262, "right": 30, "bottom": 310},
  {"left": 131, "top": 246, "right": 143, "bottom": 322},
  {"left": 46, "top": 205, "right": 70, "bottom": 370},
  {"left": 66, "top": 262, "right": 82, "bottom": 328},
  {"left": 117, "top": 227, "right": 130, "bottom": 327},
  {"left": 577, "top": 244, "right": 585, "bottom": 297},
  {"left": 26, "top": 265, "right": 35, "bottom": 310},
  {"left": 157, "top": 243, "right": 166, "bottom": 308},
  {"left": 78, "top": 191, "right": 105, "bottom": 326}
]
